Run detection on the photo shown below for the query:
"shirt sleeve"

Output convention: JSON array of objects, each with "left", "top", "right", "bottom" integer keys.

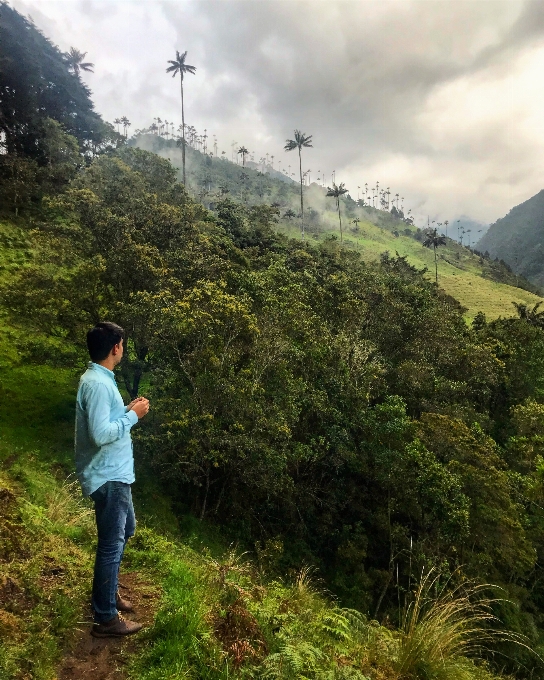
[{"left": 83, "top": 382, "right": 138, "bottom": 447}]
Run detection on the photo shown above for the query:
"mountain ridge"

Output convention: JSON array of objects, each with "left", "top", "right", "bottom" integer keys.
[{"left": 477, "top": 189, "right": 544, "bottom": 287}]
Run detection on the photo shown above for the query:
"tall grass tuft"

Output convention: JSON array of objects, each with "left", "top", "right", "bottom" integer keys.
[
  {"left": 44, "top": 477, "right": 93, "bottom": 529},
  {"left": 395, "top": 569, "right": 531, "bottom": 680}
]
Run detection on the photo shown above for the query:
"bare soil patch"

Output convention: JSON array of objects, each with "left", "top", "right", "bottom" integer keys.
[{"left": 57, "top": 572, "right": 160, "bottom": 680}]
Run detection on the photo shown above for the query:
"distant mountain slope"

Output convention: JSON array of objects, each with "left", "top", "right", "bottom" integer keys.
[
  {"left": 134, "top": 134, "right": 542, "bottom": 318},
  {"left": 477, "top": 190, "right": 544, "bottom": 287}
]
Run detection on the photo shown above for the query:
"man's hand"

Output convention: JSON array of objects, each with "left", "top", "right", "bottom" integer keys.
[{"left": 128, "top": 397, "right": 150, "bottom": 419}]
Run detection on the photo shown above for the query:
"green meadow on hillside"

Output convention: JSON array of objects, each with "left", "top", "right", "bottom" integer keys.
[
  {"left": 0, "top": 303, "right": 513, "bottom": 680},
  {"left": 3, "top": 6, "right": 544, "bottom": 678},
  {"left": 278, "top": 218, "right": 541, "bottom": 321},
  {"left": 137, "top": 135, "right": 542, "bottom": 321}
]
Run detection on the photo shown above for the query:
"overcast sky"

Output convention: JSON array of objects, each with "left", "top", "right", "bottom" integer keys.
[{"left": 11, "top": 0, "right": 544, "bottom": 226}]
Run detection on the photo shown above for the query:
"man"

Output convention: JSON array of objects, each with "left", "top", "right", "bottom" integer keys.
[{"left": 75, "top": 322, "right": 149, "bottom": 638}]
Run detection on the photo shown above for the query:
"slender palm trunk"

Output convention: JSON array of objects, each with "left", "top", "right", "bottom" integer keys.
[
  {"left": 337, "top": 198, "right": 343, "bottom": 242},
  {"left": 180, "top": 75, "right": 186, "bottom": 186},
  {"left": 434, "top": 244, "right": 438, "bottom": 284},
  {"left": 298, "top": 146, "right": 304, "bottom": 239}
]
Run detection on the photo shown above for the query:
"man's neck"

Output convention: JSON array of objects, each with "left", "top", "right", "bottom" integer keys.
[{"left": 97, "top": 358, "right": 115, "bottom": 372}]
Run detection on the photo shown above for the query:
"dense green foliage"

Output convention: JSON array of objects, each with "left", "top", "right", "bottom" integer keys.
[
  {"left": 136, "top": 134, "right": 541, "bottom": 303},
  {"left": 478, "top": 189, "right": 544, "bottom": 288},
  {"left": 3, "top": 139, "right": 544, "bottom": 675},
  {"left": 0, "top": 2, "right": 112, "bottom": 158},
  {"left": 2, "top": 8, "right": 544, "bottom": 676}
]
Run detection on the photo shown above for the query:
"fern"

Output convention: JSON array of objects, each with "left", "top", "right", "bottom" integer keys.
[{"left": 261, "top": 640, "right": 324, "bottom": 678}]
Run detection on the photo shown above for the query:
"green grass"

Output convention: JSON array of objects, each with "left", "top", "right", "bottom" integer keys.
[
  {"left": 276, "top": 217, "right": 542, "bottom": 322},
  {"left": 0, "top": 203, "right": 524, "bottom": 680},
  {"left": 141, "top": 135, "right": 543, "bottom": 323},
  {"left": 0, "top": 335, "right": 513, "bottom": 680}
]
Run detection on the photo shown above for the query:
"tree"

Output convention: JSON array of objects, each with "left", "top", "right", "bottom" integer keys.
[
  {"left": 283, "top": 209, "right": 296, "bottom": 221},
  {"left": 120, "top": 116, "right": 131, "bottom": 138},
  {"left": 239, "top": 171, "right": 249, "bottom": 202},
  {"left": 423, "top": 227, "right": 447, "bottom": 284},
  {"left": 512, "top": 301, "right": 544, "bottom": 328},
  {"left": 65, "top": 47, "right": 94, "bottom": 77},
  {"left": 166, "top": 50, "right": 196, "bottom": 186},
  {"left": 237, "top": 146, "right": 249, "bottom": 167},
  {"left": 0, "top": 4, "right": 105, "bottom": 156},
  {"left": 326, "top": 182, "right": 349, "bottom": 242},
  {"left": 284, "top": 130, "right": 313, "bottom": 239}
]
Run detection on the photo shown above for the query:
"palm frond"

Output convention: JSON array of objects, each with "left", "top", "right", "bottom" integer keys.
[
  {"left": 166, "top": 50, "right": 196, "bottom": 76},
  {"left": 326, "top": 182, "right": 348, "bottom": 198},
  {"left": 285, "top": 130, "right": 313, "bottom": 152}
]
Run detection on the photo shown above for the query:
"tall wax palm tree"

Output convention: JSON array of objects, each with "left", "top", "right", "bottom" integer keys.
[
  {"left": 513, "top": 301, "right": 544, "bottom": 327},
  {"left": 284, "top": 129, "right": 313, "bottom": 238},
  {"left": 239, "top": 171, "right": 249, "bottom": 202},
  {"left": 114, "top": 118, "right": 121, "bottom": 134},
  {"left": 237, "top": 146, "right": 249, "bottom": 167},
  {"left": 423, "top": 227, "right": 447, "bottom": 284},
  {"left": 120, "top": 116, "right": 130, "bottom": 137},
  {"left": 65, "top": 47, "right": 94, "bottom": 77},
  {"left": 166, "top": 50, "right": 196, "bottom": 185},
  {"left": 326, "top": 182, "right": 349, "bottom": 242}
]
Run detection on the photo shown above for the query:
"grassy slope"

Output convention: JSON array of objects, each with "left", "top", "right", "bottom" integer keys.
[
  {"left": 0, "top": 220, "right": 507, "bottom": 680},
  {"left": 279, "top": 215, "right": 541, "bottom": 321},
  {"left": 0, "top": 354, "right": 504, "bottom": 680},
  {"left": 137, "top": 135, "right": 541, "bottom": 322}
]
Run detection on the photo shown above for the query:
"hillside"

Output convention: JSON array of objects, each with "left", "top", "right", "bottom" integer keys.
[
  {"left": 2, "top": 170, "right": 544, "bottom": 678},
  {"left": 2, "top": 136, "right": 544, "bottom": 677},
  {"left": 135, "top": 134, "right": 542, "bottom": 320},
  {"left": 0, "top": 341, "right": 509, "bottom": 680},
  {"left": 3, "top": 6, "right": 544, "bottom": 675},
  {"left": 477, "top": 189, "right": 544, "bottom": 288}
]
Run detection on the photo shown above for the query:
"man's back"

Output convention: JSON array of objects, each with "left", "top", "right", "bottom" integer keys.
[{"left": 75, "top": 362, "right": 137, "bottom": 496}]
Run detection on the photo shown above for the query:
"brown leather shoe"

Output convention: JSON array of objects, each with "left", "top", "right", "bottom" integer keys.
[
  {"left": 116, "top": 591, "right": 134, "bottom": 612},
  {"left": 91, "top": 614, "right": 143, "bottom": 638}
]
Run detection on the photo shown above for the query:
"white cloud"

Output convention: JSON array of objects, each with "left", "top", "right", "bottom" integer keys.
[{"left": 9, "top": 0, "right": 544, "bottom": 223}]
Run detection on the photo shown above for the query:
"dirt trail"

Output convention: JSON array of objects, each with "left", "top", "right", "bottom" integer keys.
[{"left": 57, "top": 572, "right": 160, "bottom": 680}]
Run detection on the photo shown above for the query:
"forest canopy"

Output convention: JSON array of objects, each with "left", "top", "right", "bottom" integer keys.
[
  {"left": 0, "top": 1, "right": 111, "bottom": 158},
  {"left": 4, "top": 144, "right": 544, "bottom": 675},
  {"left": 3, "top": 5, "right": 544, "bottom": 674}
]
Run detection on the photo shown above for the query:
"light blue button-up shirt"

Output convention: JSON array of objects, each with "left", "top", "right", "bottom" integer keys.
[{"left": 75, "top": 362, "right": 139, "bottom": 496}]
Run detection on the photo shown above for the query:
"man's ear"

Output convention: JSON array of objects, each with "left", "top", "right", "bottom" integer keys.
[{"left": 112, "top": 342, "right": 122, "bottom": 356}]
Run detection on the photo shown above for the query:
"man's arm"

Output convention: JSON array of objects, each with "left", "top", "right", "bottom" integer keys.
[{"left": 84, "top": 382, "right": 139, "bottom": 447}]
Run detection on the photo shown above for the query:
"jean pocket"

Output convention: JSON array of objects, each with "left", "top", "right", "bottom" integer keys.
[{"left": 90, "top": 482, "right": 107, "bottom": 502}]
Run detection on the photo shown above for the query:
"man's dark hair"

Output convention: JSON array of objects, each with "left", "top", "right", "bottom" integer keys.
[{"left": 86, "top": 322, "right": 125, "bottom": 362}]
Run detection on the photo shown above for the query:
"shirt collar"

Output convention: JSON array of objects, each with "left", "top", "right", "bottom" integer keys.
[{"left": 89, "top": 361, "right": 116, "bottom": 381}]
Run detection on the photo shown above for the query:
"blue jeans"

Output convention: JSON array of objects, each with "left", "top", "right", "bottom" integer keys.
[{"left": 90, "top": 481, "right": 136, "bottom": 623}]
